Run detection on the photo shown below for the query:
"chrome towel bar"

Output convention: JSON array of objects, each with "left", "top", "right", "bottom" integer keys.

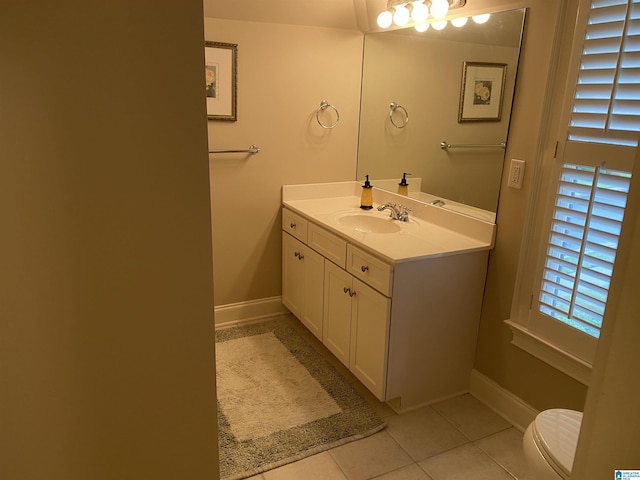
[
  {"left": 209, "top": 145, "right": 260, "bottom": 154},
  {"left": 440, "top": 141, "right": 506, "bottom": 150}
]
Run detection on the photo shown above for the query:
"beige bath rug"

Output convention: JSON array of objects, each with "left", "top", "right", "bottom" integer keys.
[{"left": 215, "top": 316, "right": 386, "bottom": 479}]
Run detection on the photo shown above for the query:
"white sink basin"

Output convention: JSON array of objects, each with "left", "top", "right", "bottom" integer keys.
[{"left": 337, "top": 213, "right": 402, "bottom": 233}]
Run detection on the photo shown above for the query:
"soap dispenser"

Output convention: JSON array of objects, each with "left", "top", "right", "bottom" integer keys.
[
  {"left": 397, "top": 172, "right": 411, "bottom": 196},
  {"left": 360, "top": 175, "right": 373, "bottom": 210}
]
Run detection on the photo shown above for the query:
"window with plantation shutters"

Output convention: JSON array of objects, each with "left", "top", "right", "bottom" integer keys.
[{"left": 520, "top": 0, "right": 638, "bottom": 369}]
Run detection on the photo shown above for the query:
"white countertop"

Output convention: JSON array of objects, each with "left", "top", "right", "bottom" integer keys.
[{"left": 282, "top": 182, "right": 495, "bottom": 264}]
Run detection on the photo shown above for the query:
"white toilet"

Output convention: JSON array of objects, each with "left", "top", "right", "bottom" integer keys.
[{"left": 523, "top": 408, "right": 583, "bottom": 479}]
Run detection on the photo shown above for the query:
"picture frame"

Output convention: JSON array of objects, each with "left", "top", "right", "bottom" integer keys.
[
  {"left": 458, "top": 62, "right": 507, "bottom": 122},
  {"left": 205, "top": 41, "right": 237, "bottom": 121}
]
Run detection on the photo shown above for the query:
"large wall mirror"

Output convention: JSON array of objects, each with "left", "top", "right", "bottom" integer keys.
[{"left": 356, "top": 8, "right": 527, "bottom": 221}]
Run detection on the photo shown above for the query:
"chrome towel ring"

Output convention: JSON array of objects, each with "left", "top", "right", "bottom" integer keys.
[
  {"left": 389, "top": 102, "right": 409, "bottom": 129},
  {"left": 316, "top": 100, "right": 340, "bottom": 129}
]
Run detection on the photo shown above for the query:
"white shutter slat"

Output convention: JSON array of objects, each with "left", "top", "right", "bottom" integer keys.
[
  {"left": 543, "top": 265, "right": 576, "bottom": 288},
  {"left": 589, "top": 214, "right": 624, "bottom": 236},
  {"left": 611, "top": 99, "right": 640, "bottom": 114},
  {"left": 554, "top": 207, "right": 588, "bottom": 225},
  {"left": 575, "top": 291, "right": 606, "bottom": 320},
  {"left": 589, "top": 3, "right": 627, "bottom": 23},
  {"left": 583, "top": 36, "right": 624, "bottom": 55},
  {"left": 576, "top": 278, "right": 609, "bottom": 303},
  {"left": 609, "top": 114, "right": 640, "bottom": 130},
  {"left": 620, "top": 50, "right": 640, "bottom": 66},
  {"left": 580, "top": 53, "right": 619, "bottom": 69},
  {"left": 572, "top": 304, "right": 605, "bottom": 331},
  {"left": 593, "top": 202, "right": 626, "bottom": 220},
  {"left": 618, "top": 66, "right": 640, "bottom": 81},
  {"left": 591, "top": 0, "right": 627, "bottom": 9},
  {"left": 546, "top": 252, "right": 580, "bottom": 274},
  {"left": 556, "top": 195, "right": 590, "bottom": 212},
  {"left": 613, "top": 83, "right": 640, "bottom": 98},
  {"left": 573, "top": 99, "right": 610, "bottom": 115},
  {"left": 574, "top": 83, "right": 614, "bottom": 99},
  {"left": 568, "top": 129, "right": 638, "bottom": 145}
]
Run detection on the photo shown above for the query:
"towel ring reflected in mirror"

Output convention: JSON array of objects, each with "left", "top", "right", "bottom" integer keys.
[{"left": 389, "top": 102, "right": 409, "bottom": 128}]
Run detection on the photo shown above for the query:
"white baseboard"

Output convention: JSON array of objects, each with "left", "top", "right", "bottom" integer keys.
[
  {"left": 469, "top": 369, "right": 539, "bottom": 432},
  {"left": 214, "top": 296, "right": 289, "bottom": 328}
]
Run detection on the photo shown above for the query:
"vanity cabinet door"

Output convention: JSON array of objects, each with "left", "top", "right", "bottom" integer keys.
[
  {"left": 350, "top": 278, "right": 390, "bottom": 401},
  {"left": 282, "top": 233, "right": 324, "bottom": 341},
  {"left": 323, "top": 261, "right": 353, "bottom": 367}
]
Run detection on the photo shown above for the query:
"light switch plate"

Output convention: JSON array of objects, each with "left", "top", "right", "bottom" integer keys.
[{"left": 508, "top": 159, "right": 526, "bottom": 189}]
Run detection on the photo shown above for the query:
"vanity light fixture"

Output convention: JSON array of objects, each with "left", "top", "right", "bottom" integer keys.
[
  {"left": 393, "top": 3, "right": 411, "bottom": 26},
  {"left": 377, "top": 9, "right": 394, "bottom": 28},
  {"left": 411, "top": 1, "right": 430, "bottom": 22},
  {"left": 472, "top": 13, "right": 491, "bottom": 23},
  {"left": 430, "top": 0, "right": 449, "bottom": 19},
  {"left": 451, "top": 16, "right": 468, "bottom": 27},
  {"left": 377, "top": 0, "right": 467, "bottom": 30}
]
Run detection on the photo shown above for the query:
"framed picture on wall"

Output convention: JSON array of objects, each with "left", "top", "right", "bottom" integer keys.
[
  {"left": 458, "top": 62, "right": 507, "bottom": 122},
  {"left": 205, "top": 41, "right": 237, "bottom": 121}
]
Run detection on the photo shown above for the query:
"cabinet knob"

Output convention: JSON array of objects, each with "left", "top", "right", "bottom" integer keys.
[
  {"left": 290, "top": 222, "right": 296, "bottom": 229},
  {"left": 294, "top": 251, "right": 304, "bottom": 260},
  {"left": 343, "top": 287, "right": 356, "bottom": 297},
  {"left": 361, "top": 265, "right": 369, "bottom": 273}
]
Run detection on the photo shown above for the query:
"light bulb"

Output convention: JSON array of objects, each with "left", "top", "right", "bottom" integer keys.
[
  {"left": 393, "top": 4, "right": 410, "bottom": 26},
  {"left": 415, "top": 23, "right": 430, "bottom": 32},
  {"left": 411, "top": 1, "right": 429, "bottom": 23},
  {"left": 451, "top": 16, "right": 468, "bottom": 27},
  {"left": 377, "top": 10, "right": 393, "bottom": 28},
  {"left": 472, "top": 13, "right": 491, "bottom": 24},
  {"left": 432, "top": 20, "right": 447, "bottom": 30},
  {"left": 430, "top": 0, "right": 449, "bottom": 19}
]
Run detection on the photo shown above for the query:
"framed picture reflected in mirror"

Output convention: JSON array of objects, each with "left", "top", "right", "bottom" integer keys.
[{"left": 458, "top": 61, "right": 507, "bottom": 122}]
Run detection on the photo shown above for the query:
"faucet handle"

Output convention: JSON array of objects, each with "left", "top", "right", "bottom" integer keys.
[{"left": 398, "top": 205, "right": 412, "bottom": 221}]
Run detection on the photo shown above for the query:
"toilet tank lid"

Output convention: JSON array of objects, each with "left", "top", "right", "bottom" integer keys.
[{"left": 535, "top": 409, "right": 583, "bottom": 475}]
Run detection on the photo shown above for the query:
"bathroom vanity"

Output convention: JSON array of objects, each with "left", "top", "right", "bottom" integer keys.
[{"left": 281, "top": 181, "right": 495, "bottom": 411}]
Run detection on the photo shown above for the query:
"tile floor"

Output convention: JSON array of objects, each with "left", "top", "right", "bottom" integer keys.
[{"left": 231, "top": 315, "right": 534, "bottom": 480}]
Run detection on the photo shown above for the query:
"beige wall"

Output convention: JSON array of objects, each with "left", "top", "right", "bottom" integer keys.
[
  {"left": 0, "top": 2, "right": 219, "bottom": 479},
  {"left": 471, "top": 0, "right": 588, "bottom": 412},
  {"left": 205, "top": 19, "right": 363, "bottom": 306}
]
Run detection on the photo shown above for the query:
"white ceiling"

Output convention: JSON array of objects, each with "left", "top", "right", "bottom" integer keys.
[{"left": 202, "top": 0, "right": 387, "bottom": 32}]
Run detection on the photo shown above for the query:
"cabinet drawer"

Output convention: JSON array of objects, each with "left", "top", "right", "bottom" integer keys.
[
  {"left": 346, "top": 245, "right": 393, "bottom": 296},
  {"left": 308, "top": 223, "right": 346, "bottom": 268},
  {"left": 282, "top": 208, "right": 308, "bottom": 243}
]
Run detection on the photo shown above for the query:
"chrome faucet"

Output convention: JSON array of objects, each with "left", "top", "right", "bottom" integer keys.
[{"left": 377, "top": 203, "right": 410, "bottom": 222}]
